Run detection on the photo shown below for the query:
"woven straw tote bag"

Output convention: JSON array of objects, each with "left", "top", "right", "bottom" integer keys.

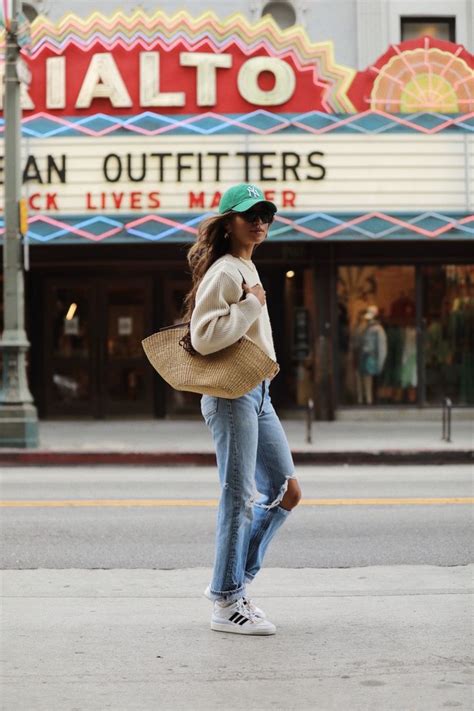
[
  {"left": 141, "top": 321, "right": 280, "bottom": 398},
  {"left": 142, "top": 269, "right": 279, "bottom": 398}
]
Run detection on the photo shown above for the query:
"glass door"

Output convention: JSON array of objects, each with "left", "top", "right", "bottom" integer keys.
[
  {"left": 44, "top": 276, "right": 154, "bottom": 417},
  {"left": 45, "top": 280, "right": 97, "bottom": 416},
  {"left": 102, "top": 281, "right": 154, "bottom": 416},
  {"left": 279, "top": 267, "right": 317, "bottom": 409}
]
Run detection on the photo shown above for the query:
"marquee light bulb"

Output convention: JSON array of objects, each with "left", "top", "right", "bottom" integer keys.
[{"left": 286, "top": 270, "right": 295, "bottom": 278}]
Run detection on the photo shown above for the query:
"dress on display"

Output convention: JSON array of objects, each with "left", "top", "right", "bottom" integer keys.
[{"left": 358, "top": 320, "right": 387, "bottom": 376}]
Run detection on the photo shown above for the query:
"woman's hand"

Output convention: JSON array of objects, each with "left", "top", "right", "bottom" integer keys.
[{"left": 243, "top": 282, "right": 266, "bottom": 306}]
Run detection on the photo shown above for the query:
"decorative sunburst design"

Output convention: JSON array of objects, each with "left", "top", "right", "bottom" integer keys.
[
  {"left": 370, "top": 41, "right": 474, "bottom": 113},
  {"left": 0, "top": 9, "right": 357, "bottom": 113}
]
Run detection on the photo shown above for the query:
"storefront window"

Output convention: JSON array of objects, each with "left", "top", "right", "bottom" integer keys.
[
  {"left": 337, "top": 265, "right": 416, "bottom": 406},
  {"left": 423, "top": 265, "right": 474, "bottom": 405}
]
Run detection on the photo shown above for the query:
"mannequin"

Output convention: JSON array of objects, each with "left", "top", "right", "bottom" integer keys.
[{"left": 357, "top": 305, "right": 387, "bottom": 405}]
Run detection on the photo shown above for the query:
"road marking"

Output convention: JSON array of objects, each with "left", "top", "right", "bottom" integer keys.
[{"left": 0, "top": 497, "right": 472, "bottom": 508}]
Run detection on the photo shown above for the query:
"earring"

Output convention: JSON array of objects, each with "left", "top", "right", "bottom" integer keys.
[{"left": 224, "top": 232, "right": 230, "bottom": 240}]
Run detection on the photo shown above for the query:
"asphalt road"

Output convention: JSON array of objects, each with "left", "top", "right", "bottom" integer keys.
[{"left": 1, "top": 464, "right": 472, "bottom": 569}]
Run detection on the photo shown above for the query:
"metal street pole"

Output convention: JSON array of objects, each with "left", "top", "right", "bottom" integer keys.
[{"left": 0, "top": 0, "right": 38, "bottom": 447}]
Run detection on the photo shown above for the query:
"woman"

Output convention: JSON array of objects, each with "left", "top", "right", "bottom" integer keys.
[{"left": 183, "top": 183, "right": 302, "bottom": 636}]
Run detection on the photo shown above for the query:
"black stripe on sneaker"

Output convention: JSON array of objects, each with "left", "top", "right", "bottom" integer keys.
[
  {"left": 234, "top": 614, "right": 246, "bottom": 624},
  {"left": 229, "top": 612, "right": 240, "bottom": 622},
  {"left": 238, "top": 617, "right": 249, "bottom": 625}
]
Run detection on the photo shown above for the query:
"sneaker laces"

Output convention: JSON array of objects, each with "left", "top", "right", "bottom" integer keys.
[
  {"left": 242, "top": 597, "right": 259, "bottom": 616},
  {"left": 236, "top": 597, "right": 257, "bottom": 622}
]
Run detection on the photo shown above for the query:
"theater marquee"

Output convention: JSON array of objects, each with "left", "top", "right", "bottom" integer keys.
[
  {"left": 6, "top": 134, "right": 468, "bottom": 214},
  {"left": 0, "top": 10, "right": 472, "bottom": 242}
]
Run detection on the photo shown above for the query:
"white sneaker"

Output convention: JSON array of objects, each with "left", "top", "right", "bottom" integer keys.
[
  {"left": 211, "top": 597, "right": 276, "bottom": 635},
  {"left": 203, "top": 584, "right": 266, "bottom": 619}
]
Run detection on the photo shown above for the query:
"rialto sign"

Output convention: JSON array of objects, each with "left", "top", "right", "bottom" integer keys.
[
  {"left": 1, "top": 10, "right": 362, "bottom": 114},
  {"left": 2, "top": 52, "right": 301, "bottom": 111}
]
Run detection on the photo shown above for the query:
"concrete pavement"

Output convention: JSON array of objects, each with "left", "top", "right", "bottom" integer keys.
[
  {"left": 1, "top": 565, "right": 473, "bottom": 710},
  {"left": 0, "top": 417, "right": 472, "bottom": 465}
]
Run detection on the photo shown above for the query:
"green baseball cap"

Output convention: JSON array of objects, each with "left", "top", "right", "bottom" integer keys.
[{"left": 218, "top": 183, "right": 277, "bottom": 214}]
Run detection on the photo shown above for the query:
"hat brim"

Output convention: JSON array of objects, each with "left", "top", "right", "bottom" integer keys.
[{"left": 225, "top": 197, "right": 277, "bottom": 213}]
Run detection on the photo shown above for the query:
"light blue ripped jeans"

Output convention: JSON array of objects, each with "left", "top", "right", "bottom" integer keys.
[{"left": 201, "top": 378, "right": 296, "bottom": 603}]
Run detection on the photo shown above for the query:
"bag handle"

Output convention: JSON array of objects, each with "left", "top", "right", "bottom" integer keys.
[{"left": 238, "top": 269, "right": 246, "bottom": 301}]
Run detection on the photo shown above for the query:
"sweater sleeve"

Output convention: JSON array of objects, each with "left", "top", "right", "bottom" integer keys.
[{"left": 190, "top": 270, "right": 262, "bottom": 355}]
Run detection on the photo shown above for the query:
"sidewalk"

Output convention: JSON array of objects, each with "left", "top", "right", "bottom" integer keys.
[
  {"left": 0, "top": 417, "right": 472, "bottom": 465},
  {"left": 1, "top": 565, "right": 472, "bottom": 710}
]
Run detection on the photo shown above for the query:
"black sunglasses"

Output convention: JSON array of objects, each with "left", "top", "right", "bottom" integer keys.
[{"left": 234, "top": 207, "right": 275, "bottom": 224}]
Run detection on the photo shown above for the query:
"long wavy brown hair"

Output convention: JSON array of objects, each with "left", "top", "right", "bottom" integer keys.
[{"left": 182, "top": 213, "right": 232, "bottom": 322}]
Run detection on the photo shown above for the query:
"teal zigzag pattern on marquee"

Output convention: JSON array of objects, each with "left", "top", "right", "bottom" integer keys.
[
  {"left": 2, "top": 212, "right": 472, "bottom": 245},
  {"left": 1, "top": 111, "right": 473, "bottom": 137}
]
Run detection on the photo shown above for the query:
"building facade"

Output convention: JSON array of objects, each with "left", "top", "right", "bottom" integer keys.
[
  {"left": 19, "top": 0, "right": 474, "bottom": 69},
  {"left": 0, "top": 3, "right": 473, "bottom": 419}
]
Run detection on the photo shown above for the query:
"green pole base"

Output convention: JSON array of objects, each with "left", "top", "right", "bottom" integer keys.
[{"left": 0, "top": 404, "right": 39, "bottom": 448}]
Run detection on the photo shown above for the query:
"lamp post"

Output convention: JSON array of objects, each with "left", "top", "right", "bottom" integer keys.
[{"left": 0, "top": 0, "right": 38, "bottom": 447}]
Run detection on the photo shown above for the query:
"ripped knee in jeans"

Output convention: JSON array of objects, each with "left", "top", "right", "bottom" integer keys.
[{"left": 254, "top": 473, "right": 299, "bottom": 511}]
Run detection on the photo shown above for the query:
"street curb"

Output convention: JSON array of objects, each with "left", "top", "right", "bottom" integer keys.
[{"left": 0, "top": 450, "right": 472, "bottom": 466}]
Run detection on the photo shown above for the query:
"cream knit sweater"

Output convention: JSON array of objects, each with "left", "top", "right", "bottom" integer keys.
[{"left": 190, "top": 254, "right": 276, "bottom": 361}]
